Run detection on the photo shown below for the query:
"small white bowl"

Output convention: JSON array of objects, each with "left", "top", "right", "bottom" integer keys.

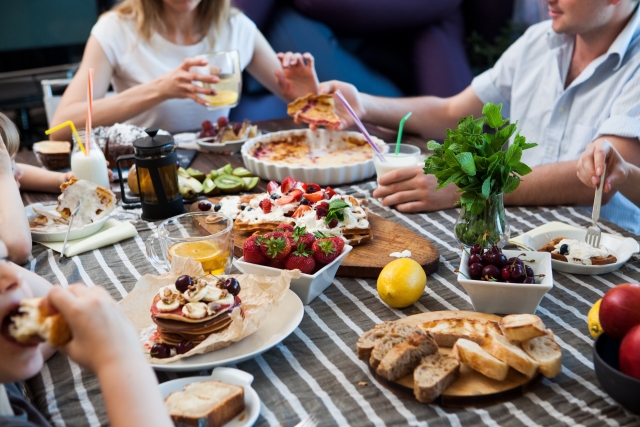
[
  {"left": 234, "top": 245, "right": 352, "bottom": 304},
  {"left": 457, "top": 249, "right": 553, "bottom": 315}
]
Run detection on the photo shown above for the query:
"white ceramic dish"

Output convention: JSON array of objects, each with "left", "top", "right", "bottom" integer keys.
[
  {"left": 240, "top": 129, "right": 388, "bottom": 186},
  {"left": 457, "top": 249, "right": 553, "bottom": 315},
  {"left": 151, "top": 290, "right": 303, "bottom": 372},
  {"left": 26, "top": 203, "right": 110, "bottom": 243},
  {"left": 524, "top": 228, "right": 639, "bottom": 275},
  {"left": 234, "top": 245, "right": 353, "bottom": 304},
  {"left": 159, "top": 367, "right": 260, "bottom": 427},
  {"left": 198, "top": 137, "right": 251, "bottom": 153}
]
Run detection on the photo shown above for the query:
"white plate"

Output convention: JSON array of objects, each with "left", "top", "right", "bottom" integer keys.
[
  {"left": 198, "top": 137, "right": 250, "bottom": 153},
  {"left": 151, "top": 289, "right": 303, "bottom": 372},
  {"left": 159, "top": 367, "right": 260, "bottom": 427},
  {"left": 26, "top": 203, "right": 110, "bottom": 243},
  {"left": 519, "top": 226, "right": 639, "bottom": 275}
]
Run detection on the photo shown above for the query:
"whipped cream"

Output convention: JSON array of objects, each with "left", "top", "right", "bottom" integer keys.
[
  {"left": 390, "top": 250, "right": 412, "bottom": 258},
  {"left": 553, "top": 239, "right": 611, "bottom": 265}
]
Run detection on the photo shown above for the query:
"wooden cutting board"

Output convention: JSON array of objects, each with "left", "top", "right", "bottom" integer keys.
[
  {"left": 190, "top": 197, "right": 440, "bottom": 277},
  {"left": 371, "top": 311, "right": 541, "bottom": 406}
]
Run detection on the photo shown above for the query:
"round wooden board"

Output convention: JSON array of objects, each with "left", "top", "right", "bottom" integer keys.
[
  {"left": 191, "top": 196, "right": 440, "bottom": 278},
  {"left": 377, "top": 311, "right": 541, "bottom": 406}
]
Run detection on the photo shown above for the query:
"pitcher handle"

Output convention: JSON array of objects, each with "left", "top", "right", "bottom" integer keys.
[{"left": 145, "top": 232, "right": 167, "bottom": 269}]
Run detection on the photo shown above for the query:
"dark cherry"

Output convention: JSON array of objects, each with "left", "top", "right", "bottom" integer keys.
[
  {"left": 482, "top": 265, "right": 501, "bottom": 281},
  {"left": 176, "top": 340, "right": 195, "bottom": 355},
  {"left": 470, "top": 244, "right": 483, "bottom": 256},
  {"left": 222, "top": 278, "right": 240, "bottom": 296},
  {"left": 233, "top": 122, "right": 243, "bottom": 133},
  {"left": 214, "top": 204, "right": 222, "bottom": 212},
  {"left": 501, "top": 266, "right": 511, "bottom": 281},
  {"left": 198, "top": 201, "right": 212, "bottom": 211},
  {"left": 523, "top": 277, "right": 536, "bottom": 284},
  {"left": 510, "top": 264, "right": 526, "bottom": 283},
  {"left": 150, "top": 343, "right": 172, "bottom": 359},
  {"left": 494, "top": 253, "right": 508, "bottom": 268},
  {"left": 315, "top": 207, "right": 329, "bottom": 219},
  {"left": 202, "top": 119, "right": 214, "bottom": 130},
  {"left": 175, "top": 275, "right": 193, "bottom": 293},
  {"left": 483, "top": 252, "right": 499, "bottom": 266},
  {"left": 328, "top": 219, "right": 339, "bottom": 228},
  {"left": 469, "top": 263, "right": 484, "bottom": 280},
  {"left": 559, "top": 244, "right": 569, "bottom": 255},
  {"left": 468, "top": 254, "right": 482, "bottom": 266},
  {"left": 217, "top": 116, "right": 229, "bottom": 128},
  {"left": 300, "top": 198, "right": 309, "bottom": 205},
  {"left": 525, "top": 265, "right": 534, "bottom": 278},
  {"left": 487, "top": 246, "right": 500, "bottom": 254},
  {"left": 508, "top": 257, "right": 524, "bottom": 266}
]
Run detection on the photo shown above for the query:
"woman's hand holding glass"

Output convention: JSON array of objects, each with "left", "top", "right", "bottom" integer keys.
[{"left": 154, "top": 57, "right": 220, "bottom": 107}]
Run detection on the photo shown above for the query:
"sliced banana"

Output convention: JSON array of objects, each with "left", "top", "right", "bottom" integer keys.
[
  {"left": 156, "top": 298, "right": 180, "bottom": 312},
  {"left": 184, "top": 285, "right": 208, "bottom": 302},
  {"left": 217, "top": 294, "right": 235, "bottom": 307},
  {"left": 182, "top": 302, "right": 208, "bottom": 319},
  {"left": 202, "top": 285, "right": 224, "bottom": 302}
]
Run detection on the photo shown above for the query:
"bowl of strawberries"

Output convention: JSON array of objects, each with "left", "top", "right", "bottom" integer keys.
[{"left": 234, "top": 224, "right": 352, "bottom": 304}]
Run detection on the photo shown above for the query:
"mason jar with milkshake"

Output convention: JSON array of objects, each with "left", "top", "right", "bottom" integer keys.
[{"left": 71, "top": 129, "right": 110, "bottom": 188}]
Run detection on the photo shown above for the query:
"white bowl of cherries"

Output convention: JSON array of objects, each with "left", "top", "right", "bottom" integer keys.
[{"left": 457, "top": 244, "right": 553, "bottom": 315}]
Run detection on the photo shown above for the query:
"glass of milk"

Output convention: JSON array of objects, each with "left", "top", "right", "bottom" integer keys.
[
  {"left": 71, "top": 130, "right": 110, "bottom": 189},
  {"left": 373, "top": 144, "right": 422, "bottom": 180}
]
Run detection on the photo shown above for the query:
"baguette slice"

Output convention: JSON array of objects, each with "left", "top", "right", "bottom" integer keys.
[
  {"left": 499, "top": 314, "right": 546, "bottom": 342},
  {"left": 376, "top": 332, "right": 439, "bottom": 381},
  {"left": 481, "top": 332, "right": 539, "bottom": 378},
  {"left": 8, "top": 298, "right": 71, "bottom": 347},
  {"left": 522, "top": 331, "right": 562, "bottom": 378},
  {"left": 370, "top": 334, "right": 406, "bottom": 369},
  {"left": 413, "top": 354, "right": 460, "bottom": 403},
  {"left": 356, "top": 321, "right": 395, "bottom": 361},
  {"left": 453, "top": 338, "right": 509, "bottom": 381},
  {"left": 422, "top": 318, "right": 502, "bottom": 347},
  {"left": 165, "top": 380, "right": 244, "bottom": 427}
]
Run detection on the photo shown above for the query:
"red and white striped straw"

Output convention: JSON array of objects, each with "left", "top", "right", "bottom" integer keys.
[{"left": 86, "top": 68, "right": 94, "bottom": 155}]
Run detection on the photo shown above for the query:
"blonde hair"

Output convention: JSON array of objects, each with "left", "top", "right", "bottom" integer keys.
[
  {"left": 0, "top": 113, "right": 20, "bottom": 157},
  {"left": 112, "top": 0, "right": 230, "bottom": 43}
]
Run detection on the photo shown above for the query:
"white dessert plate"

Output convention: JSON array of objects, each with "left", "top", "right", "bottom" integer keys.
[
  {"left": 26, "top": 203, "right": 109, "bottom": 243},
  {"left": 159, "top": 367, "right": 260, "bottom": 427},
  {"left": 151, "top": 289, "right": 303, "bottom": 372},
  {"left": 512, "top": 222, "right": 639, "bottom": 275}
]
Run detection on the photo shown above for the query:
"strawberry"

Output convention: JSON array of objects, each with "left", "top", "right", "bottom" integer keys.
[
  {"left": 277, "top": 189, "right": 303, "bottom": 205},
  {"left": 306, "top": 183, "right": 321, "bottom": 194},
  {"left": 267, "top": 180, "right": 279, "bottom": 194},
  {"left": 275, "top": 224, "right": 295, "bottom": 233},
  {"left": 292, "top": 226, "right": 316, "bottom": 249},
  {"left": 281, "top": 176, "right": 298, "bottom": 194},
  {"left": 259, "top": 198, "right": 273, "bottom": 213},
  {"left": 259, "top": 232, "right": 292, "bottom": 260},
  {"left": 292, "top": 205, "right": 311, "bottom": 218},
  {"left": 267, "top": 257, "right": 286, "bottom": 269},
  {"left": 303, "top": 192, "right": 324, "bottom": 204},
  {"left": 325, "top": 187, "right": 337, "bottom": 198},
  {"left": 312, "top": 238, "right": 341, "bottom": 265},
  {"left": 285, "top": 243, "right": 316, "bottom": 274},
  {"left": 330, "top": 236, "right": 345, "bottom": 254},
  {"left": 282, "top": 231, "right": 296, "bottom": 245},
  {"left": 243, "top": 235, "right": 268, "bottom": 265}
]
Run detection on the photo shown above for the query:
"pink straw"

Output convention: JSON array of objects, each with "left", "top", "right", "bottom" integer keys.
[
  {"left": 86, "top": 69, "right": 94, "bottom": 155},
  {"left": 334, "top": 90, "right": 386, "bottom": 162}
]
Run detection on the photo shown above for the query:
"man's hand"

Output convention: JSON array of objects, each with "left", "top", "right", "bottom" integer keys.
[
  {"left": 576, "top": 139, "right": 630, "bottom": 193},
  {"left": 372, "top": 166, "right": 459, "bottom": 212}
]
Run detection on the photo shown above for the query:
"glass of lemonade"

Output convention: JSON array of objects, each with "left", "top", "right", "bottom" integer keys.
[
  {"left": 145, "top": 212, "right": 234, "bottom": 275},
  {"left": 373, "top": 144, "right": 422, "bottom": 180},
  {"left": 192, "top": 50, "right": 241, "bottom": 110}
]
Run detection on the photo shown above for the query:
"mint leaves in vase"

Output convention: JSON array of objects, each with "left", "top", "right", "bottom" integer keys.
[{"left": 423, "top": 102, "right": 537, "bottom": 248}]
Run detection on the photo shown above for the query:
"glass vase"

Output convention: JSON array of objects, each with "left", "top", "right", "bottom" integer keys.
[{"left": 454, "top": 193, "right": 510, "bottom": 248}]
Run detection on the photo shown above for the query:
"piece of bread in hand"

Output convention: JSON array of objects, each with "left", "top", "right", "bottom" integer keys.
[
  {"left": 8, "top": 298, "right": 71, "bottom": 347},
  {"left": 522, "top": 330, "right": 562, "bottom": 378},
  {"left": 165, "top": 380, "right": 244, "bottom": 427},
  {"left": 453, "top": 338, "right": 509, "bottom": 381},
  {"left": 376, "top": 331, "right": 439, "bottom": 381},
  {"left": 356, "top": 321, "right": 395, "bottom": 361},
  {"left": 481, "top": 332, "right": 539, "bottom": 378},
  {"left": 413, "top": 353, "right": 460, "bottom": 403},
  {"left": 499, "top": 314, "right": 546, "bottom": 342}
]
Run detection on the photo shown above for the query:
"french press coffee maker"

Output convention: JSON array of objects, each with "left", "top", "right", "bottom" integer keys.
[{"left": 117, "top": 128, "right": 184, "bottom": 221}]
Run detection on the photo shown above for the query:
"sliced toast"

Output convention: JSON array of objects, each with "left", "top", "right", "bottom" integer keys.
[
  {"left": 453, "top": 338, "right": 509, "bottom": 381},
  {"left": 481, "top": 332, "right": 539, "bottom": 378},
  {"left": 499, "top": 314, "right": 546, "bottom": 342},
  {"left": 522, "top": 330, "right": 562, "bottom": 378},
  {"left": 165, "top": 380, "right": 244, "bottom": 427},
  {"left": 376, "top": 331, "right": 439, "bottom": 381},
  {"left": 413, "top": 353, "right": 460, "bottom": 403}
]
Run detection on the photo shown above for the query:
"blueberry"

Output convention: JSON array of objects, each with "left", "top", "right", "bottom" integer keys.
[
  {"left": 240, "top": 204, "right": 247, "bottom": 211},
  {"left": 270, "top": 193, "right": 280, "bottom": 200},
  {"left": 247, "top": 207, "right": 253, "bottom": 211},
  {"left": 214, "top": 204, "right": 222, "bottom": 212},
  {"left": 300, "top": 199, "right": 309, "bottom": 205},
  {"left": 559, "top": 244, "right": 569, "bottom": 255}
]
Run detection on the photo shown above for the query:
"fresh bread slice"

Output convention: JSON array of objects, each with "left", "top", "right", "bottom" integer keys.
[
  {"left": 165, "top": 380, "right": 244, "bottom": 427},
  {"left": 8, "top": 298, "right": 71, "bottom": 347},
  {"left": 413, "top": 354, "right": 460, "bottom": 403},
  {"left": 522, "top": 330, "right": 562, "bottom": 378},
  {"left": 356, "top": 321, "right": 395, "bottom": 361},
  {"left": 481, "top": 332, "right": 539, "bottom": 378},
  {"left": 499, "top": 314, "right": 546, "bottom": 342},
  {"left": 376, "top": 331, "right": 439, "bottom": 381},
  {"left": 369, "top": 334, "right": 406, "bottom": 369},
  {"left": 422, "top": 318, "right": 502, "bottom": 347},
  {"left": 453, "top": 338, "right": 509, "bottom": 381}
]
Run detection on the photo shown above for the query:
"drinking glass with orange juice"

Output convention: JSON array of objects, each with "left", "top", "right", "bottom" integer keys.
[
  {"left": 192, "top": 50, "right": 241, "bottom": 110},
  {"left": 145, "top": 212, "right": 233, "bottom": 274}
]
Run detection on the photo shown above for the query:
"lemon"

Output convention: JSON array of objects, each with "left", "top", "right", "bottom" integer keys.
[
  {"left": 168, "top": 241, "right": 228, "bottom": 274},
  {"left": 377, "top": 258, "right": 427, "bottom": 308},
  {"left": 205, "top": 90, "right": 239, "bottom": 106},
  {"left": 588, "top": 298, "right": 603, "bottom": 338}
]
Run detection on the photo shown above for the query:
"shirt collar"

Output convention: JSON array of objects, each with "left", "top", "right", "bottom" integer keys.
[{"left": 546, "top": 5, "right": 640, "bottom": 70}]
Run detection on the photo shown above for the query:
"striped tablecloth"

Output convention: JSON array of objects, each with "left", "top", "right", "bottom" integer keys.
[{"left": 24, "top": 181, "right": 640, "bottom": 427}]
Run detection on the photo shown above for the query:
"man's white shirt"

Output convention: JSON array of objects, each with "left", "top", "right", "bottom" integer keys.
[{"left": 472, "top": 7, "right": 640, "bottom": 234}]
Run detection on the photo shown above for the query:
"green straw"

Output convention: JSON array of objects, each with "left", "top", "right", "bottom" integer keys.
[{"left": 395, "top": 112, "right": 412, "bottom": 155}]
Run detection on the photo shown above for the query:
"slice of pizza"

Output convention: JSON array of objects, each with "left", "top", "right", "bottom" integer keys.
[{"left": 287, "top": 93, "right": 341, "bottom": 128}]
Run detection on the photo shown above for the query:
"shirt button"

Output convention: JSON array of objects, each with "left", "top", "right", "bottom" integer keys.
[{"left": 558, "top": 107, "right": 565, "bottom": 113}]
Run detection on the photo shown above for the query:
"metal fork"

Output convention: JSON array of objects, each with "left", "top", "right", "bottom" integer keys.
[
  {"left": 60, "top": 201, "right": 82, "bottom": 259},
  {"left": 294, "top": 415, "right": 318, "bottom": 427},
  {"left": 585, "top": 163, "right": 606, "bottom": 248}
]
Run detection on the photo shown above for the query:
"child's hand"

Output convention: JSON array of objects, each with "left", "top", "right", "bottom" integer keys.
[
  {"left": 275, "top": 52, "right": 319, "bottom": 101},
  {"left": 45, "top": 285, "right": 144, "bottom": 375}
]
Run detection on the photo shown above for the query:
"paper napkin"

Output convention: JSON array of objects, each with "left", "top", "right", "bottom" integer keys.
[{"left": 38, "top": 219, "right": 138, "bottom": 257}]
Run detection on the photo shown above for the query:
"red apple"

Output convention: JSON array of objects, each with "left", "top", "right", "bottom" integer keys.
[
  {"left": 619, "top": 324, "right": 640, "bottom": 380},
  {"left": 600, "top": 283, "right": 640, "bottom": 340}
]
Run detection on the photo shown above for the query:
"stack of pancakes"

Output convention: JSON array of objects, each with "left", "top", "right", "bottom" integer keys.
[{"left": 152, "top": 313, "right": 233, "bottom": 346}]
